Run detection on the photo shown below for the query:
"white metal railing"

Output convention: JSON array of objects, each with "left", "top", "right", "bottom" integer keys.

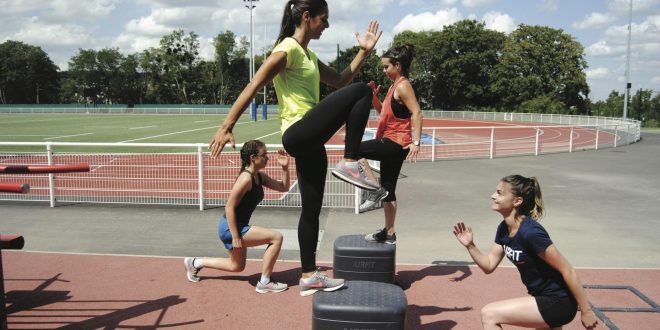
[
  {"left": 0, "top": 112, "right": 641, "bottom": 211},
  {"left": 0, "top": 142, "right": 353, "bottom": 210}
]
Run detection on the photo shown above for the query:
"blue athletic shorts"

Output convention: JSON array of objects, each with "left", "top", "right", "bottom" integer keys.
[{"left": 218, "top": 215, "right": 251, "bottom": 251}]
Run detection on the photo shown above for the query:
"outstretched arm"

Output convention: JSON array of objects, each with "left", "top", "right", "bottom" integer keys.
[
  {"left": 539, "top": 245, "right": 598, "bottom": 329},
  {"left": 453, "top": 222, "right": 504, "bottom": 274},
  {"left": 209, "top": 52, "right": 286, "bottom": 157}
]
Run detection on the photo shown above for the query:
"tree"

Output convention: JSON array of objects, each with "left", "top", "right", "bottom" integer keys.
[
  {"left": 430, "top": 20, "right": 506, "bottom": 110},
  {"left": 0, "top": 40, "right": 59, "bottom": 104},
  {"left": 61, "top": 48, "right": 138, "bottom": 105},
  {"left": 492, "top": 24, "right": 589, "bottom": 113}
]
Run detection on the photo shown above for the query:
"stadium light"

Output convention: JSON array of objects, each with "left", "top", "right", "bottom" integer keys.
[
  {"left": 244, "top": 0, "right": 258, "bottom": 121},
  {"left": 623, "top": 0, "right": 632, "bottom": 120}
]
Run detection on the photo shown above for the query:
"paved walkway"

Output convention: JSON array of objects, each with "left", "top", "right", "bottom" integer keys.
[{"left": 2, "top": 132, "right": 660, "bottom": 329}]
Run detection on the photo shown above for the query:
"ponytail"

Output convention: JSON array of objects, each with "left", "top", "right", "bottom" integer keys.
[
  {"left": 501, "top": 175, "right": 544, "bottom": 219},
  {"left": 275, "top": 0, "right": 328, "bottom": 45},
  {"left": 382, "top": 44, "right": 415, "bottom": 77}
]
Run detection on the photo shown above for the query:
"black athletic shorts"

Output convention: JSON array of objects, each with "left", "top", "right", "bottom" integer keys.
[{"left": 535, "top": 295, "right": 578, "bottom": 328}]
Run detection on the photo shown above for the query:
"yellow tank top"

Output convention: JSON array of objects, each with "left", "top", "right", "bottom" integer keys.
[{"left": 271, "top": 37, "right": 320, "bottom": 133}]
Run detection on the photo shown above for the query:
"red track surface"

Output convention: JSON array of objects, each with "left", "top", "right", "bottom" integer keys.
[{"left": 3, "top": 251, "right": 658, "bottom": 329}]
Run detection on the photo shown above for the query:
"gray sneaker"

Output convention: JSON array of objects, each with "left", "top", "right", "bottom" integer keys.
[
  {"left": 331, "top": 160, "right": 379, "bottom": 191},
  {"left": 184, "top": 257, "right": 200, "bottom": 282},
  {"left": 359, "top": 187, "right": 389, "bottom": 212},
  {"left": 299, "top": 271, "right": 345, "bottom": 296},
  {"left": 256, "top": 280, "right": 288, "bottom": 294},
  {"left": 365, "top": 228, "right": 397, "bottom": 244}
]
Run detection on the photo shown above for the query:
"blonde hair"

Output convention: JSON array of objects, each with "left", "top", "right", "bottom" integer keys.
[{"left": 501, "top": 175, "right": 544, "bottom": 219}]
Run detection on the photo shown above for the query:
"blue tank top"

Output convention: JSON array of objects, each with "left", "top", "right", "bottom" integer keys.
[{"left": 224, "top": 171, "right": 264, "bottom": 226}]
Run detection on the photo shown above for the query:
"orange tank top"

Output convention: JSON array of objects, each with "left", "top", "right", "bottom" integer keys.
[{"left": 375, "top": 77, "right": 412, "bottom": 147}]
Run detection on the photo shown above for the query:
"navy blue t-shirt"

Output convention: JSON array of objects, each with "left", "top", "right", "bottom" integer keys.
[{"left": 495, "top": 217, "right": 569, "bottom": 297}]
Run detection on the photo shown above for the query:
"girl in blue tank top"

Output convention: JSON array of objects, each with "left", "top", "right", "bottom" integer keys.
[{"left": 453, "top": 175, "right": 598, "bottom": 329}]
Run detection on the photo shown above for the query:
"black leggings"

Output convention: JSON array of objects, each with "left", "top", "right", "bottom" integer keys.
[
  {"left": 281, "top": 82, "right": 372, "bottom": 273},
  {"left": 359, "top": 138, "right": 409, "bottom": 202}
]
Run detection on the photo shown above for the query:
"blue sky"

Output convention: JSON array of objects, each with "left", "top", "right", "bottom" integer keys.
[{"left": 1, "top": 0, "right": 658, "bottom": 101}]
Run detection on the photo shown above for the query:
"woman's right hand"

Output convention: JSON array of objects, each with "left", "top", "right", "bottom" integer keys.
[
  {"left": 232, "top": 237, "right": 243, "bottom": 249},
  {"left": 453, "top": 222, "right": 474, "bottom": 247},
  {"left": 368, "top": 81, "right": 381, "bottom": 95},
  {"left": 209, "top": 126, "right": 235, "bottom": 158}
]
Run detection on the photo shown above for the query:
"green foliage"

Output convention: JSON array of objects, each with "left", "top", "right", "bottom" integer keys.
[
  {"left": 0, "top": 40, "right": 59, "bottom": 103},
  {"left": 516, "top": 94, "right": 566, "bottom": 114}
]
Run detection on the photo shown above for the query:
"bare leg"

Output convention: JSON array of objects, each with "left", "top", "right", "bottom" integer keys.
[
  {"left": 200, "top": 226, "right": 283, "bottom": 277},
  {"left": 481, "top": 296, "right": 555, "bottom": 329},
  {"left": 241, "top": 226, "right": 283, "bottom": 278},
  {"left": 383, "top": 201, "right": 397, "bottom": 235}
]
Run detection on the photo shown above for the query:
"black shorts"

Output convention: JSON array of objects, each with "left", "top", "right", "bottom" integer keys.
[{"left": 535, "top": 295, "right": 578, "bottom": 328}]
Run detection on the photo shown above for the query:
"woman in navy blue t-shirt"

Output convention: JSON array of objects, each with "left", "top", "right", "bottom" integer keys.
[{"left": 453, "top": 175, "right": 598, "bottom": 329}]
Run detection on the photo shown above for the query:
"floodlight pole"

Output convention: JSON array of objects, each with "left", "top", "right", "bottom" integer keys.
[
  {"left": 623, "top": 0, "right": 632, "bottom": 120},
  {"left": 244, "top": 0, "right": 258, "bottom": 121}
]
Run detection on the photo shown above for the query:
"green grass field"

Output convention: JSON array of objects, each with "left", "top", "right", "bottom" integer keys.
[{"left": 0, "top": 113, "right": 283, "bottom": 153}]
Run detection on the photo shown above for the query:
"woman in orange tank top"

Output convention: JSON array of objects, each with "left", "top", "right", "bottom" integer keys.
[{"left": 358, "top": 44, "right": 423, "bottom": 245}]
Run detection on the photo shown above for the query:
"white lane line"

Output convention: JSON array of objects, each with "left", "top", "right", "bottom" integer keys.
[
  {"left": 255, "top": 131, "right": 280, "bottom": 140},
  {"left": 44, "top": 133, "right": 93, "bottom": 140},
  {"left": 194, "top": 120, "right": 210, "bottom": 123},
  {"left": 118, "top": 121, "right": 250, "bottom": 143},
  {"left": 129, "top": 125, "right": 157, "bottom": 130}
]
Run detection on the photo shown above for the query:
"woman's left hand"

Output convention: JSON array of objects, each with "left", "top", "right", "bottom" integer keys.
[
  {"left": 355, "top": 20, "right": 383, "bottom": 52},
  {"left": 404, "top": 143, "right": 420, "bottom": 163},
  {"left": 276, "top": 149, "right": 289, "bottom": 168},
  {"left": 581, "top": 310, "right": 598, "bottom": 329}
]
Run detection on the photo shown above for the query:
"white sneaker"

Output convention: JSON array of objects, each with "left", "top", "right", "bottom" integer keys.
[{"left": 359, "top": 187, "right": 389, "bottom": 212}]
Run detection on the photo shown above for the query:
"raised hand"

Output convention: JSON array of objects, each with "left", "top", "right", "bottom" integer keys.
[
  {"left": 276, "top": 149, "right": 289, "bottom": 168},
  {"left": 354, "top": 20, "right": 383, "bottom": 52},
  {"left": 453, "top": 222, "right": 474, "bottom": 247},
  {"left": 367, "top": 80, "right": 381, "bottom": 96}
]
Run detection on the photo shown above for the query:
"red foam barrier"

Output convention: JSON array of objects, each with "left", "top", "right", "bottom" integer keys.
[
  {"left": 0, "top": 164, "right": 90, "bottom": 174},
  {"left": 0, "top": 182, "right": 30, "bottom": 193}
]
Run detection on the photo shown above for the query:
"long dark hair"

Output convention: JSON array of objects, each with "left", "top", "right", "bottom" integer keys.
[
  {"left": 382, "top": 44, "right": 415, "bottom": 77},
  {"left": 239, "top": 140, "right": 266, "bottom": 172},
  {"left": 276, "top": 0, "right": 328, "bottom": 45},
  {"left": 501, "top": 175, "right": 544, "bottom": 219}
]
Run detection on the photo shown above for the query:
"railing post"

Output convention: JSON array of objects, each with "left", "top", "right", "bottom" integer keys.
[
  {"left": 595, "top": 126, "right": 600, "bottom": 150},
  {"left": 490, "top": 127, "right": 495, "bottom": 159},
  {"left": 431, "top": 128, "right": 436, "bottom": 162},
  {"left": 197, "top": 144, "right": 205, "bottom": 211},
  {"left": 614, "top": 125, "right": 618, "bottom": 148},
  {"left": 46, "top": 143, "right": 56, "bottom": 207},
  {"left": 535, "top": 127, "right": 540, "bottom": 156},
  {"left": 569, "top": 127, "right": 574, "bottom": 152}
]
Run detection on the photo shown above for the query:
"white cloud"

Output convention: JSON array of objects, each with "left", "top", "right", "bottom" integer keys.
[
  {"left": 393, "top": 8, "right": 463, "bottom": 33},
  {"left": 537, "top": 0, "right": 559, "bottom": 13},
  {"left": 604, "top": 15, "right": 660, "bottom": 44},
  {"left": 586, "top": 40, "right": 626, "bottom": 56},
  {"left": 49, "top": 0, "right": 117, "bottom": 20},
  {"left": 586, "top": 67, "right": 610, "bottom": 79},
  {"left": 124, "top": 16, "right": 173, "bottom": 36},
  {"left": 482, "top": 11, "right": 515, "bottom": 33},
  {"left": 572, "top": 12, "right": 616, "bottom": 30},
  {"left": 12, "top": 17, "right": 92, "bottom": 47},
  {"left": 462, "top": 0, "right": 499, "bottom": 9}
]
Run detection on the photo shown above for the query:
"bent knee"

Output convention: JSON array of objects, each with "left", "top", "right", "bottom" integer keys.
[{"left": 480, "top": 304, "right": 500, "bottom": 326}]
